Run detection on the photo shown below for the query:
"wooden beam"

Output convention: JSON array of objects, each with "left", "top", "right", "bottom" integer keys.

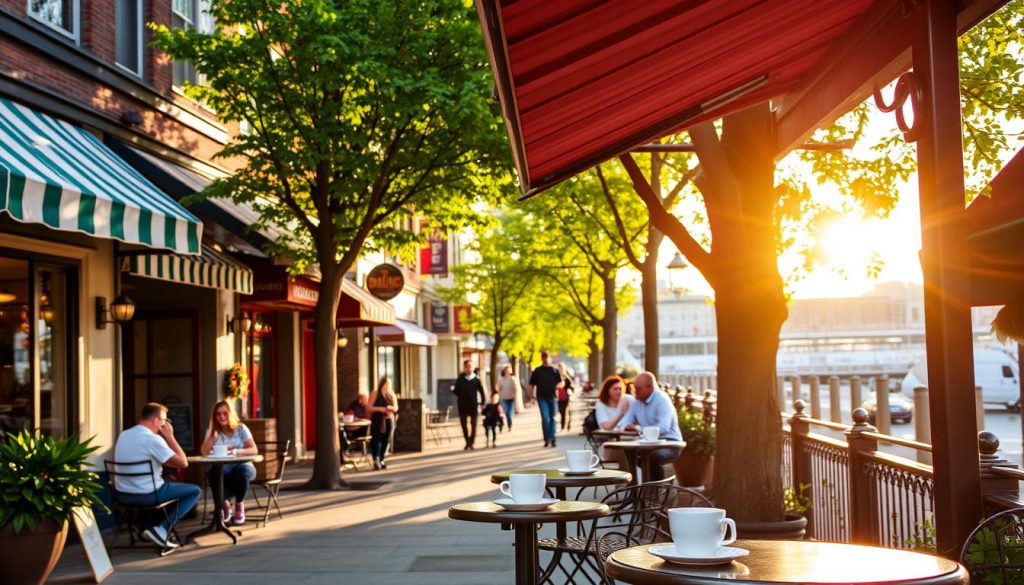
[
  {"left": 773, "top": 0, "right": 1009, "bottom": 158},
  {"left": 633, "top": 140, "right": 852, "bottom": 153}
]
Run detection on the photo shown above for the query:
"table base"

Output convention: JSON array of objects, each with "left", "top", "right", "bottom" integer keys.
[{"left": 185, "top": 464, "right": 241, "bottom": 545}]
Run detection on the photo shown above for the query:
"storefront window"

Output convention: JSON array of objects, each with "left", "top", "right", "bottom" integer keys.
[
  {"left": 247, "top": 312, "right": 275, "bottom": 418},
  {"left": 376, "top": 345, "right": 400, "bottom": 395},
  {"left": 0, "top": 256, "right": 75, "bottom": 439}
]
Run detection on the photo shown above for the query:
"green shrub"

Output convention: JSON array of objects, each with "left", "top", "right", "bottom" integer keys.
[
  {"left": 677, "top": 406, "right": 715, "bottom": 457},
  {"left": 0, "top": 430, "right": 104, "bottom": 533}
]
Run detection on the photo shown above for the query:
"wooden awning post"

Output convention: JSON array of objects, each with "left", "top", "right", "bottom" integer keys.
[{"left": 912, "top": 0, "right": 982, "bottom": 557}]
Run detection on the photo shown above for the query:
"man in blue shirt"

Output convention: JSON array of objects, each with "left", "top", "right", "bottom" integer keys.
[{"left": 620, "top": 371, "right": 683, "bottom": 481}]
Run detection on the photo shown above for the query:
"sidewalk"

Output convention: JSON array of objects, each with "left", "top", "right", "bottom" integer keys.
[{"left": 51, "top": 408, "right": 588, "bottom": 584}]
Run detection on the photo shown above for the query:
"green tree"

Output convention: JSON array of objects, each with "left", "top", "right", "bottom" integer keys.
[
  {"left": 152, "top": 0, "right": 510, "bottom": 489},
  {"left": 619, "top": 2, "right": 1024, "bottom": 521}
]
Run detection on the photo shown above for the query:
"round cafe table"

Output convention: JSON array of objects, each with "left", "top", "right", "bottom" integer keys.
[
  {"left": 339, "top": 419, "right": 371, "bottom": 467},
  {"left": 491, "top": 468, "right": 631, "bottom": 582},
  {"left": 605, "top": 540, "right": 968, "bottom": 585},
  {"left": 590, "top": 428, "right": 640, "bottom": 439},
  {"left": 449, "top": 501, "right": 609, "bottom": 585},
  {"left": 185, "top": 454, "right": 263, "bottom": 544},
  {"left": 603, "top": 439, "right": 685, "bottom": 484}
]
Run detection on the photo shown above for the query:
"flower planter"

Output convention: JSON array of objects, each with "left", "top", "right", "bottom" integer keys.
[
  {"left": 672, "top": 449, "right": 714, "bottom": 488},
  {"left": 0, "top": 518, "right": 69, "bottom": 584},
  {"left": 736, "top": 512, "right": 807, "bottom": 540}
]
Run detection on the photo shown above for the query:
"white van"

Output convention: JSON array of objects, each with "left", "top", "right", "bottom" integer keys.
[{"left": 901, "top": 348, "right": 1020, "bottom": 411}]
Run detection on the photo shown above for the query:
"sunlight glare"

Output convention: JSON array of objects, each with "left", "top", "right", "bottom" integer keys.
[{"left": 819, "top": 217, "right": 879, "bottom": 274}]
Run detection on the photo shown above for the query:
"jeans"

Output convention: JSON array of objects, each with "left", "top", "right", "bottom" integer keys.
[
  {"left": 209, "top": 463, "right": 256, "bottom": 503},
  {"left": 119, "top": 481, "right": 201, "bottom": 534},
  {"left": 458, "top": 410, "right": 478, "bottom": 447},
  {"left": 558, "top": 400, "right": 571, "bottom": 430},
  {"left": 371, "top": 420, "right": 393, "bottom": 461},
  {"left": 501, "top": 399, "right": 515, "bottom": 428},
  {"left": 537, "top": 397, "right": 557, "bottom": 441}
]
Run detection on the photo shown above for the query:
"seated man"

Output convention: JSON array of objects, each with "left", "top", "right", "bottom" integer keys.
[
  {"left": 344, "top": 393, "right": 370, "bottom": 439},
  {"left": 114, "top": 402, "right": 200, "bottom": 550},
  {"left": 620, "top": 371, "right": 684, "bottom": 482}
]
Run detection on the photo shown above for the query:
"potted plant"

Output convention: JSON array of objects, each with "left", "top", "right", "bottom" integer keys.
[
  {"left": 673, "top": 406, "right": 715, "bottom": 487},
  {"left": 0, "top": 430, "right": 104, "bottom": 584},
  {"left": 736, "top": 483, "right": 811, "bottom": 540}
]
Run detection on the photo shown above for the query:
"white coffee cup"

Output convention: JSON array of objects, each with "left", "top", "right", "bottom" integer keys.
[
  {"left": 344, "top": 414, "right": 354, "bottom": 423},
  {"left": 641, "top": 426, "right": 660, "bottom": 442},
  {"left": 668, "top": 507, "right": 736, "bottom": 557},
  {"left": 211, "top": 444, "right": 228, "bottom": 457},
  {"left": 565, "top": 450, "right": 600, "bottom": 471},
  {"left": 499, "top": 473, "right": 546, "bottom": 504}
]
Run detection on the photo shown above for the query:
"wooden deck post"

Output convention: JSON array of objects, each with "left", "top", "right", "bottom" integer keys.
[
  {"left": 788, "top": 400, "right": 814, "bottom": 538},
  {"left": 846, "top": 408, "right": 880, "bottom": 544}
]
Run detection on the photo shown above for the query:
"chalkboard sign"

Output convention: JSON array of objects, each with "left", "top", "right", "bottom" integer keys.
[
  {"left": 436, "top": 379, "right": 457, "bottom": 411},
  {"left": 165, "top": 403, "right": 193, "bottom": 451},
  {"left": 73, "top": 507, "right": 113, "bottom": 582}
]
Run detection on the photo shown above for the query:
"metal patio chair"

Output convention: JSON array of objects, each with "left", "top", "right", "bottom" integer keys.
[
  {"left": 960, "top": 507, "right": 1024, "bottom": 584},
  {"left": 103, "top": 459, "right": 184, "bottom": 556},
  {"left": 249, "top": 440, "right": 290, "bottom": 527}
]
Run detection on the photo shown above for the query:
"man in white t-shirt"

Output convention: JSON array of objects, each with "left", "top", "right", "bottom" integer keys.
[{"left": 114, "top": 402, "right": 199, "bottom": 550}]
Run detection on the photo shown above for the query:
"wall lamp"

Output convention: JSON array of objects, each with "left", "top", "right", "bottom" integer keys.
[
  {"left": 96, "top": 294, "right": 135, "bottom": 329},
  {"left": 227, "top": 311, "right": 252, "bottom": 335},
  {"left": 337, "top": 332, "right": 349, "bottom": 349}
]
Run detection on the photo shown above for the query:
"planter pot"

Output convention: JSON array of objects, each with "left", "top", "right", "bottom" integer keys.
[
  {"left": 736, "top": 512, "right": 807, "bottom": 540},
  {"left": 0, "top": 518, "right": 69, "bottom": 584},
  {"left": 672, "top": 449, "right": 714, "bottom": 488}
]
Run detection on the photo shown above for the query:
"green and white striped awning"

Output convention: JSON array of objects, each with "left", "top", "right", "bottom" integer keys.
[
  {"left": 121, "top": 244, "right": 253, "bottom": 294},
  {"left": 0, "top": 98, "right": 202, "bottom": 254}
]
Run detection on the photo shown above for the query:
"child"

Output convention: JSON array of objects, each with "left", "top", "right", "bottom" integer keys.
[{"left": 482, "top": 391, "right": 504, "bottom": 448}]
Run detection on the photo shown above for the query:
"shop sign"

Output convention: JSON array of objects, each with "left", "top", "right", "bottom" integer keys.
[
  {"left": 251, "top": 273, "right": 319, "bottom": 308},
  {"left": 453, "top": 305, "right": 472, "bottom": 333},
  {"left": 366, "top": 264, "right": 405, "bottom": 301},
  {"left": 429, "top": 301, "right": 449, "bottom": 333},
  {"left": 420, "top": 232, "right": 449, "bottom": 275}
]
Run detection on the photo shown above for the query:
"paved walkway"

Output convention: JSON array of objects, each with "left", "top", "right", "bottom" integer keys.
[{"left": 51, "top": 407, "right": 591, "bottom": 584}]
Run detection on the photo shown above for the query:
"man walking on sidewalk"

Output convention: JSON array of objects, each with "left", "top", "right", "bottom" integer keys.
[
  {"left": 529, "top": 351, "right": 563, "bottom": 447},
  {"left": 453, "top": 359, "right": 486, "bottom": 450}
]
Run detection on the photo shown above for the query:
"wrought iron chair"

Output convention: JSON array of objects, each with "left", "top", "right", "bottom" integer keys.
[
  {"left": 103, "top": 459, "right": 184, "bottom": 556},
  {"left": 538, "top": 478, "right": 712, "bottom": 584},
  {"left": 426, "top": 405, "right": 453, "bottom": 445},
  {"left": 596, "top": 530, "right": 643, "bottom": 585},
  {"left": 249, "top": 440, "right": 290, "bottom": 527},
  {"left": 960, "top": 507, "right": 1024, "bottom": 584}
]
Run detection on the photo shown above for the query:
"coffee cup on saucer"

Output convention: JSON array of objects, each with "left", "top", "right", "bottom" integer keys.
[
  {"left": 641, "top": 426, "right": 660, "bottom": 442},
  {"left": 211, "top": 444, "right": 228, "bottom": 457},
  {"left": 565, "top": 450, "right": 600, "bottom": 472},
  {"left": 668, "top": 507, "right": 736, "bottom": 557},
  {"left": 499, "top": 473, "right": 545, "bottom": 504},
  {"left": 343, "top": 414, "right": 355, "bottom": 423}
]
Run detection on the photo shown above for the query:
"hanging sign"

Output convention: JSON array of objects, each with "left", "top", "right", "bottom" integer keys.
[
  {"left": 420, "top": 232, "right": 449, "bottom": 275},
  {"left": 429, "top": 301, "right": 450, "bottom": 333},
  {"left": 453, "top": 305, "right": 472, "bottom": 333},
  {"left": 366, "top": 264, "right": 405, "bottom": 301}
]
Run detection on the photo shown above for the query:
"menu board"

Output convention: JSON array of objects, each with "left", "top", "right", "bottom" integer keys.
[
  {"left": 73, "top": 507, "right": 113, "bottom": 582},
  {"left": 165, "top": 403, "right": 193, "bottom": 451}
]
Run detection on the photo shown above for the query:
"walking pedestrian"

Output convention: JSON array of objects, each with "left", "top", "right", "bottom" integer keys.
[
  {"left": 482, "top": 391, "right": 504, "bottom": 447},
  {"left": 529, "top": 350, "right": 563, "bottom": 448},
  {"left": 453, "top": 359, "right": 485, "bottom": 450},
  {"left": 368, "top": 376, "right": 397, "bottom": 470},
  {"left": 557, "top": 362, "right": 575, "bottom": 431},
  {"left": 497, "top": 364, "right": 521, "bottom": 431}
]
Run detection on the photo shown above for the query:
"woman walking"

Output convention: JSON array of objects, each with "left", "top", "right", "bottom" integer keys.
[
  {"left": 497, "top": 364, "right": 521, "bottom": 431},
  {"left": 368, "top": 376, "right": 397, "bottom": 470},
  {"left": 557, "top": 362, "right": 575, "bottom": 431}
]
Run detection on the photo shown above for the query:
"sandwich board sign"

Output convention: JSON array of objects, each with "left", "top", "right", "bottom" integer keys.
[{"left": 72, "top": 507, "right": 113, "bottom": 582}]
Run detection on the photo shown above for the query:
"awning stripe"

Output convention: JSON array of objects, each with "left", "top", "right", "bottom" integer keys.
[
  {"left": 0, "top": 98, "right": 202, "bottom": 254},
  {"left": 121, "top": 244, "right": 253, "bottom": 294}
]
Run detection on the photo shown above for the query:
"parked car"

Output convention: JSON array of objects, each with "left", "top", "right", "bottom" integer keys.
[
  {"left": 861, "top": 386, "right": 914, "bottom": 424},
  {"left": 901, "top": 348, "right": 1020, "bottom": 412}
]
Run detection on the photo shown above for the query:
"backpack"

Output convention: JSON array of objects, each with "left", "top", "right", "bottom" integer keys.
[{"left": 583, "top": 409, "right": 599, "bottom": 432}]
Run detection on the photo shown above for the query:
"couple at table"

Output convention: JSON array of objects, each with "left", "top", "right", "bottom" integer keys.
[
  {"left": 596, "top": 371, "right": 682, "bottom": 481},
  {"left": 113, "top": 400, "right": 257, "bottom": 550}
]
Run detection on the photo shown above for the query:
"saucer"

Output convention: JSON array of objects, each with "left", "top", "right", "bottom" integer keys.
[
  {"left": 647, "top": 544, "right": 749, "bottom": 566},
  {"left": 636, "top": 438, "right": 666, "bottom": 444},
  {"left": 492, "top": 497, "right": 559, "bottom": 511},
  {"left": 558, "top": 467, "right": 599, "bottom": 476}
]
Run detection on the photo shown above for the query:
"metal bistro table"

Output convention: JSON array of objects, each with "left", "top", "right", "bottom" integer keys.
[
  {"left": 605, "top": 540, "right": 969, "bottom": 585},
  {"left": 449, "top": 501, "right": 609, "bottom": 585},
  {"left": 491, "top": 468, "right": 631, "bottom": 582},
  {"left": 185, "top": 454, "right": 262, "bottom": 544},
  {"left": 339, "top": 419, "right": 371, "bottom": 467},
  {"left": 590, "top": 428, "right": 640, "bottom": 440},
  {"left": 602, "top": 439, "right": 685, "bottom": 484}
]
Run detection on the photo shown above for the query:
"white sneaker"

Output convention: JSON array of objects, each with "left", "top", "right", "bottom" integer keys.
[{"left": 231, "top": 503, "right": 246, "bottom": 526}]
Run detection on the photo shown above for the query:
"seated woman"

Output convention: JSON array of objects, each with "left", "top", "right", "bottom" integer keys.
[
  {"left": 200, "top": 400, "right": 258, "bottom": 525},
  {"left": 595, "top": 375, "right": 634, "bottom": 430}
]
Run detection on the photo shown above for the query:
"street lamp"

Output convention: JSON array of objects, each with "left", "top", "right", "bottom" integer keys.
[{"left": 667, "top": 251, "right": 689, "bottom": 294}]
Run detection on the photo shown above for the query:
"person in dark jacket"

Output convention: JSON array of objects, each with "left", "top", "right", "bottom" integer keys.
[
  {"left": 529, "top": 350, "right": 564, "bottom": 448},
  {"left": 453, "top": 359, "right": 486, "bottom": 450}
]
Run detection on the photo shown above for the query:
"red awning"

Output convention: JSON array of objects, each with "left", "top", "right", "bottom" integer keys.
[
  {"left": 375, "top": 319, "right": 438, "bottom": 347},
  {"left": 964, "top": 147, "right": 1024, "bottom": 305},
  {"left": 477, "top": 0, "right": 875, "bottom": 194}
]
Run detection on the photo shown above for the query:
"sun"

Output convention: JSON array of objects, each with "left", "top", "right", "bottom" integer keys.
[{"left": 818, "top": 216, "right": 879, "bottom": 274}]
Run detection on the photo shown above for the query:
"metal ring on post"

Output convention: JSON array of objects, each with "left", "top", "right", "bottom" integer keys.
[{"left": 872, "top": 72, "right": 922, "bottom": 142}]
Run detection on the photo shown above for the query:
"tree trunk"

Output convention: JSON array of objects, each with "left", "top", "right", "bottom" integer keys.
[
  {"left": 601, "top": 271, "right": 617, "bottom": 379},
  {"left": 308, "top": 263, "right": 343, "bottom": 489},
  {"left": 490, "top": 334, "right": 503, "bottom": 394},
  {"left": 641, "top": 227, "right": 664, "bottom": 373},
  {"left": 587, "top": 333, "right": 600, "bottom": 383}
]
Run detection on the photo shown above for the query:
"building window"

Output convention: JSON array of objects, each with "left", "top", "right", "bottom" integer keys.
[
  {"left": 171, "top": 0, "right": 213, "bottom": 87},
  {"left": 115, "top": 0, "right": 143, "bottom": 76},
  {"left": 246, "top": 311, "right": 276, "bottom": 419},
  {"left": 376, "top": 346, "right": 401, "bottom": 395},
  {"left": 28, "top": 0, "right": 77, "bottom": 39}
]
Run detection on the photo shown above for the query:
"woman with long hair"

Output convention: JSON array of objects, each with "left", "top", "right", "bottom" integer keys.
[
  {"left": 200, "top": 400, "right": 258, "bottom": 525},
  {"left": 596, "top": 375, "right": 634, "bottom": 430},
  {"left": 368, "top": 376, "right": 397, "bottom": 470},
  {"left": 556, "top": 362, "right": 575, "bottom": 431},
  {"left": 497, "top": 364, "right": 522, "bottom": 431}
]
